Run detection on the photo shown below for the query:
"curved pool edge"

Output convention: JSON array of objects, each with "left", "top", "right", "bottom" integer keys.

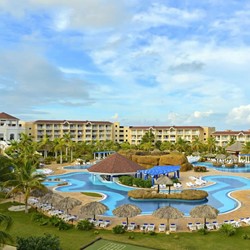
[{"left": 129, "top": 197, "right": 208, "bottom": 203}]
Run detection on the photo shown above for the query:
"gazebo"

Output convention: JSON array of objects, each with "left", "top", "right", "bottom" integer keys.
[
  {"left": 88, "top": 153, "right": 145, "bottom": 182},
  {"left": 137, "top": 165, "right": 180, "bottom": 185},
  {"left": 226, "top": 141, "right": 243, "bottom": 156}
]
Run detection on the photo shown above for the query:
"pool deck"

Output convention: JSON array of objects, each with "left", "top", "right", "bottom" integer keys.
[{"left": 42, "top": 163, "right": 250, "bottom": 232}]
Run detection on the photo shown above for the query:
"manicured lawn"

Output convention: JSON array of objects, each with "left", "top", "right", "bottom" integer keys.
[
  {"left": 81, "top": 192, "right": 103, "bottom": 197},
  {"left": 83, "top": 239, "right": 156, "bottom": 250},
  {"left": 2, "top": 202, "right": 250, "bottom": 250}
]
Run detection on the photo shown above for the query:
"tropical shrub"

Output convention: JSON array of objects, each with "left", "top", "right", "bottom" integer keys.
[
  {"left": 31, "top": 213, "right": 49, "bottom": 226},
  {"left": 119, "top": 176, "right": 152, "bottom": 188},
  {"left": 148, "top": 231, "right": 156, "bottom": 236},
  {"left": 198, "top": 228, "right": 208, "bottom": 235},
  {"left": 58, "top": 220, "right": 73, "bottom": 231},
  {"left": 44, "top": 157, "right": 55, "bottom": 165},
  {"left": 219, "top": 223, "right": 236, "bottom": 236},
  {"left": 119, "top": 176, "right": 133, "bottom": 186},
  {"left": 242, "top": 234, "right": 250, "bottom": 240},
  {"left": 193, "top": 166, "right": 207, "bottom": 172},
  {"left": 76, "top": 220, "right": 94, "bottom": 231},
  {"left": 16, "top": 233, "right": 61, "bottom": 250},
  {"left": 128, "top": 189, "right": 208, "bottom": 200},
  {"left": 49, "top": 216, "right": 62, "bottom": 227},
  {"left": 112, "top": 225, "right": 125, "bottom": 234}
]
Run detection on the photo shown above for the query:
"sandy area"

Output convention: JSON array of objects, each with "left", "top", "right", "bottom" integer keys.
[{"left": 37, "top": 163, "right": 250, "bottom": 232}]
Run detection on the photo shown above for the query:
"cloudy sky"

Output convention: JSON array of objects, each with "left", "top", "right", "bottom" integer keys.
[{"left": 1, "top": 0, "right": 250, "bottom": 130}]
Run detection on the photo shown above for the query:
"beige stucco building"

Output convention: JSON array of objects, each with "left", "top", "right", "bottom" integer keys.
[
  {"left": 212, "top": 130, "right": 250, "bottom": 147},
  {"left": 23, "top": 120, "right": 114, "bottom": 142},
  {"left": 0, "top": 112, "right": 224, "bottom": 146},
  {"left": 127, "top": 125, "right": 215, "bottom": 145}
]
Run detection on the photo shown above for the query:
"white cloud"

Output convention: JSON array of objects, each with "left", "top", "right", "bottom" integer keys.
[
  {"left": 0, "top": 48, "right": 94, "bottom": 114},
  {"left": 193, "top": 110, "right": 213, "bottom": 118},
  {"left": 0, "top": 0, "right": 129, "bottom": 31},
  {"left": 226, "top": 105, "right": 250, "bottom": 125},
  {"left": 133, "top": 3, "right": 205, "bottom": 28},
  {"left": 111, "top": 113, "right": 119, "bottom": 121}
]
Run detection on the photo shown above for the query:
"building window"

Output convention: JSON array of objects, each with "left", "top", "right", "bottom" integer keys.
[{"left": 9, "top": 134, "right": 15, "bottom": 140}]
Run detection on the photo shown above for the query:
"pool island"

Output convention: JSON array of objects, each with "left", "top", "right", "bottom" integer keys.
[{"left": 128, "top": 189, "right": 208, "bottom": 201}]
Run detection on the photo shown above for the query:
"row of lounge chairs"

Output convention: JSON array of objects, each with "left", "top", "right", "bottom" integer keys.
[
  {"left": 88, "top": 218, "right": 111, "bottom": 228},
  {"left": 122, "top": 222, "right": 177, "bottom": 232},
  {"left": 187, "top": 219, "right": 243, "bottom": 231}
]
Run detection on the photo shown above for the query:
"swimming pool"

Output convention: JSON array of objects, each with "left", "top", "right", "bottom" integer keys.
[
  {"left": 43, "top": 172, "right": 250, "bottom": 216},
  {"left": 63, "top": 165, "right": 91, "bottom": 170},
  {"left": 194, "top": 162, "right": 250, "bottom": 173}
]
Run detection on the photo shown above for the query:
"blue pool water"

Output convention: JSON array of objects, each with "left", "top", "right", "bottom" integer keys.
[
  {"left": 63, "top": 165, "right": 91, "bottom": 170},
  {"left": 43, "top": 172, "right": 250, "bottom": 216},
  {"left": 194, "top": 162, "right": 250, "bottom": 173}
]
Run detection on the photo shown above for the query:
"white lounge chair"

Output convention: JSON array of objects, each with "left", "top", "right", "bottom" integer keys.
[
  {"left": 127, "top": 222, "right": 137, "bottom": 231},
  {"left": 158, "top": 223, "right": 166, "bottom": 232},
  {"left": 147, "top": 223, "right": 155, "bottom": 232},
  {"left": 241, "top": 217, "right": 250, "bottom": 224},
  {"left": 187, "top": 223, "right": 197, "bottom": 231},
  {"left": 140, "top": 223, "right": 148, "bottom": 231},
  {"left": 99, "top": 220, "right": 110, "bottom": 228},
  {"left": 206, "top": 222, "right": 214, "bottom": 230},
  {"left": 212, "top": 221, "right": 221, "bottom": 229},
  {"left": 169, "top": 223, "right": 177, "bottom": 232},
  {"left": 196, "top": 222, "right": 204, "bottom": 230},
  {"left": 121, "top": 221, "right": 127, "bottom": 228}
]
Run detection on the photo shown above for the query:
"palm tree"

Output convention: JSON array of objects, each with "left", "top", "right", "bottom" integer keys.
[
  {"left": 191, "top": 136, "right": 203, "bottom": 153},
  {"left": 174, "top": 137, "right": 190, "bottom": 153},
  {"left": 242, "top": 142, "right": 250, "bottom": 154},
  {"left": 54, "top": 138, "right": 65, "bottom": 164},
  {"left": 160, "top": 141, "right": 174, "bottom": 152},
  {"left": 38, "top": 135, "right": 52, "bottom": 159},
  {"left": 0, "top": 213, "right": 13, "bottom": 247},
  {"left": 4, "top": 160, "right": 46, "bottom": 213},
  {"left": 205, "top": 137, "right": 216, "bottom": 153},
  {"left": 63, "top": 133, "right": 72, "bottom": 161}
]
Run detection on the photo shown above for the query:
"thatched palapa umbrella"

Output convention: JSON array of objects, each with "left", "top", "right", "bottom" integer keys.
[
  {"left": 216, "top": 154, "right": 226, "bottom": 163},
  {"left": 112, "top": 204, "right": 141, "bottom": 226},
  {"left": 190, "top": 205, "right": 219, "bottom": 228},
  {"left": 56, "top": 197, "right": 82, "bottom": 213},
  {"left": 40, "top": 192, "right": 64, "bottom": 206},
  {"left": 80, "top": 201, "right": 108, "bottom": 220},
  {"left": 226, "top": 155, "right": 238, "bottom": 163},
  {"left": 153, "top": 206, "right": 183, "bottom": 230},
  {"left": 155, "top": 175, "right": 173, "bottom": 194},
  {"left": 30, "top": 187, "right": 52, "bottom": 198}
]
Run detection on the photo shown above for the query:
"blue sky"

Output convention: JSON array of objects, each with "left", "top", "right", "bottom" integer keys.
[{"left": 1, "top": 0, "right": 250, "bottom": 130}]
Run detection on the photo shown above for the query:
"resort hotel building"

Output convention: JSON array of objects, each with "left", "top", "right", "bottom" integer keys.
[
  {"left": 0, "top": 112, "right": 25, "bottom": 142},
  {"left": 1, "top": 112, "right": 250, "bottom": 147}
]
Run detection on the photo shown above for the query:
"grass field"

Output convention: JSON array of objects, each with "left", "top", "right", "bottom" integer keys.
[
  {"left": 82, "top": 239, "right": 156, "bottom": 250},
  {"left": 2, "top": 202, "right": 250, "bottom": 250}
]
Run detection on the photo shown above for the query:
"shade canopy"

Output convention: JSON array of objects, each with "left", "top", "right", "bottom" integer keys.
[
  {"left": 80, "top": 201, "right": 109, "bottom": 220},
  {"left": 226, "top": 141, "right": 243, "bottom": 153},
  {"left": 112, "top": 204, "right": 141, "bottom": 225},
  {"left": 40, "top": 192, "right": 64, "bottom": 205},
  {"left": 190, "top": 205, "right": 219, "bottom": 228},
  {"left": 153, "top": 206, "right": 183, "bottom": 230},
  {"left": 88, "top": 153, "right": 145, "bottom": 175},
  {"left": 138, "top": 165, "right": 180, "bottom": 176},
  {"left": 55, "top": 197, "right": 82, "bottom": 213},
  {"left": 155, "top": 176, "right": 173, "bottom": 186}
]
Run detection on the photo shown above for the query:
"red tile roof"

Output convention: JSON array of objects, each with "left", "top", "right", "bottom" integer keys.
[
  {"left": 0, "top": 112, "right": 19, "bottom": 120},
  {"left": 34, "top": 120, "right": 112, "bottom": 125},
  {"left": 213, "top": 130, "right": 250, "bottom": 135},
  {"left": 88, "top": 153, "right": 145, "bottom": 174},
  {"left": 129, "top": 125, "right": 203, "bottom": 130}
]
